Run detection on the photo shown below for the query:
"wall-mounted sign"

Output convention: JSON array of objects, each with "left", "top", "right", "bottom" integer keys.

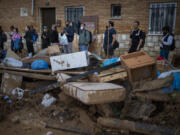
[{"left": 20, "top": 8, "right": 28, "bottom": 16}]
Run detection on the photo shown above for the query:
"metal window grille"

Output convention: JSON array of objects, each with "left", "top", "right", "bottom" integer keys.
[
  {"left": 111, "top": 4, "right": 121, "bottom": 18},
  {"left": 66, "top": 6, "right": 84, "bottom": 29},
  {"left": 149, "top": 3, "right": 177, "bottom": 34}
]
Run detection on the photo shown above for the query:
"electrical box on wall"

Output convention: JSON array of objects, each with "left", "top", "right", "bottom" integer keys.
[{"left": 56, "top": 20, "right": 61, "bottom": 27}]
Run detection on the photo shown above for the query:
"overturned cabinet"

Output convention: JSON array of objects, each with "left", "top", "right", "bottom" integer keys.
[{"left": 120, "top": 51, "right": 156, "bottom": 85}]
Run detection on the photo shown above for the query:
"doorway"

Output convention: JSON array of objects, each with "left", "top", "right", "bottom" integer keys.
[{"left": 41, "top": 8, "right": 56, "bottom": 30}]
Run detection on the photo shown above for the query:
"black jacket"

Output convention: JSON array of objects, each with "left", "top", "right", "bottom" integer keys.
[{"left": 50, "top": 30, "right": 59, "bottom": 43}]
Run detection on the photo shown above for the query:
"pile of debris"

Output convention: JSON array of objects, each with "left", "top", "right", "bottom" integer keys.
[{"left": 0, "top": 47, "right": 180, "bottom": 135}]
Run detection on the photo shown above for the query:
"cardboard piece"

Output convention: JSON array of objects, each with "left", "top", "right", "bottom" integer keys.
[
  {"left": 48, "top": 45, "right": 60, "bottom": 56},
  {"left": 62, "top": 82, "right": 126, "bottom": 105},
  {"left": 50, "top": 51, "right": 89, "bottom": 72}
]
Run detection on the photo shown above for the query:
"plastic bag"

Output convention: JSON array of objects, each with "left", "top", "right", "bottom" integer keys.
[
  {"left": 102, "top": 57, "right": 120, "bottom": 67},
  {"left": 3, "top": 57, "right": 23, "bottom": 68},
  {"left": 60, "top": 34, "right": 68, "bottom": 46},
  {"left": 31, "top": 60, "right": 49, "bottom": 70},
  {"left": 41, "top": 94, "right": 56, "bottom": 107},
  {"left": 172, "top": 72, "right": 180, "bottom": 91}
]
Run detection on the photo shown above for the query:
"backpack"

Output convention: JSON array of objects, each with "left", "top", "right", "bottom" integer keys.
[
  {"left": 85, "top": 30, "right": 93, "bottom": 44},
  {"left": 164, "top": 34, "right": 175, "bottom": 51}
]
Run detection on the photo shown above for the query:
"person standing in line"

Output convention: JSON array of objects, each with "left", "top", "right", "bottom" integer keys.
[
  {"left": 24, "top": 26, "right": 34, "bottom": 57},
  {"left": 10, "top": 25, "right": 15, "bottom": 51},
  {"left": 159, "top": 26, "right": 174, "bottom": 60},
  {"left": 0, "top": 26, "right": 7, "bottom": 50},
  {"left": 50, "top": 24, "right": 59, "bottom": 45},
  {"left": 78, "top": 23, "right": 90, "bottom": 51},
  {"left": 63, "top": 21, "right": 74, "bottom": 53},
  {"left": 41, "top": 26, "right": 50, "bottom": 49},
  {"left": 103, "top": 21, "right": 117, "bottom": 58},
  {"left": 128, "top": 21, "right": 144, "bottom": 53},
  {"left": 12, "top": 28, "right": 22, "bottom": 53}
]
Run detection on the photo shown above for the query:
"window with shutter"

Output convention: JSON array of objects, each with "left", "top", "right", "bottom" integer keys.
[
  {"left": 65, "top": 6, "right": 84, "bottom": 32},
  {"left": 149, "top": 3, "right": 177, "bottom": 35}
]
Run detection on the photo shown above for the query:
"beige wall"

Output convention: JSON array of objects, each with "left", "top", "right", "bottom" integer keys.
[{"left": 0, "top": 0, "right": 179, "bottom": 34}]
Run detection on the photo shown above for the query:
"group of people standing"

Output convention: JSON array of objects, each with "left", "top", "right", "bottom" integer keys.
[
  {"left": 103, "top": 20, "right": 174, "bottom": 60},
  {"left": 41, "top": 21, "right": 91, "bottom": 54},
  {"left": 9, "top": 25, "right": 38, "bottom": 57},
  {"left": 0, "top": 20, "right": 175, "bottom": 60}
]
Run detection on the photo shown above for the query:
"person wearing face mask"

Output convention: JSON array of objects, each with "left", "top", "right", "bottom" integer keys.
[
  {"left": 79, "top": 23, "right": 90, "bottom": 51},
  {"left": 63, "top": 21, "right": 74, "bottom": 53},
  {"left": 50, "top": 24, "right": 59, "bottom": 45},
  {"left": 159, "top": 26, "right": 174, "bottom": 60},
  {"left": 24, "top": 26, "right": 34, "bottom": 57},
  {"left": 128, "top": 21, "right": 145, "bottom": 53},
  {"left": 41, "top": 26, "right": 50, "bottom": 49}
]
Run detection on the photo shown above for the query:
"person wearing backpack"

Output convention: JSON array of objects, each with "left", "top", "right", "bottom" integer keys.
[
  {"left": 159, "top": 26, "right": 174, "bottom": 60},
  {"left": 128, "top": 21, "right": 145, "bottom": 53},
  {"left": 63, "top": 21, "right": 74, "bottom": 53},
  {"left": 79, "top": 23, "right": 90, "bottom": 51},
  {"left": 12, "top": 28, "right": 22, "bottom": 53},
  {"left": 103, "top": 21, "right": 117, "bottom": 58},
  {"left": 24, "top": 26, "right": 34, "bottom": 57},
  {"left": 0, "top": 26, "right": 7, "bottom": 50}
]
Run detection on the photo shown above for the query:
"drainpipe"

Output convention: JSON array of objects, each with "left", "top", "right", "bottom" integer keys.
[{"left": 31, "top": 0, "right": 34, "bottom": 16}]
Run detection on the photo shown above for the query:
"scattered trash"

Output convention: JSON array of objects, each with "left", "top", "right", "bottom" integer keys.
[
  {"left": 11, "top": 87, "right": 24, "bottom": 99},
  {"left": 41, "top": 94, "right": 56, "bottom": 107},
  {"left": 3, "top": 57, "right": 23, "bottom": 68},
  {"left": 31, "top": 59, "right": 49, "bottom": 70},
  {"left": 102, "top": 57, "right": 120, "bottom": 67}
]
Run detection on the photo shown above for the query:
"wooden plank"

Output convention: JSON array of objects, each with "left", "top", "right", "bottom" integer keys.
[
  {"left": 97, "top": 117, "right": 175, "bottom": 135},
  {"left": 89, "top": 71, "right": 127, "bottom": 83},
  {"left": 100, "top": 72, "right": 127, "bottom": 82},
  {"left": 22, "top": 56, "right": 50, "bottom": 64},
  {"left": 0, "top": 65, "right": 51, "bottom": 74},
  {"left": 0, "top": 70, "right": 56, "bottom": 80}
]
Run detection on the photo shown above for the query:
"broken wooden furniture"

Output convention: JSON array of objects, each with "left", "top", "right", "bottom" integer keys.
[
  {"left": 88, "top": 68, "right": 127, "bottom": 82},
  {"left": 50, "top": 51, "right": 89, "bottom": 72},
  {"left": 97, "top": 117, "right": 175, "bottom": 135},
  {"left": 29, "top": 61, "right": 121, "bottom": 94},
  {"left": 120, "top": 51, "right": 156, "bottom": 85},
  {"left": 62, "top": 82, "right": 126, "bottom": 105}
]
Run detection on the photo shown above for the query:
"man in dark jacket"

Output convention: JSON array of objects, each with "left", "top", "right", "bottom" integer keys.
[
  {"left": 63, "top": 21, "right": 74, "bottom": 53},
  {"left": 41, "top": 26, "right": 50, "bottom": 49},
  {"left": 0, "top": 26, "right": 7, "bottom": 50},
  {"left": 24, "top": 26, "right": 34, "bottom": 57},
  {"left": 50, "top": 25, "right": 59, "bottom": 45}
]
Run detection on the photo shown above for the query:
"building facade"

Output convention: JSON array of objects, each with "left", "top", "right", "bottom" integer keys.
[{"left": 0, "top": 0, "right": 180, "bottom": 58}]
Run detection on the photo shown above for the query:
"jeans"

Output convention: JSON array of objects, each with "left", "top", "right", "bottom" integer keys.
[
  {"left": 79, "top": 45, "right": 88, "bottom": 51},
  {"left": 160, "top": 48, "right": 169, "bottom": 60},
  {"left": 62, "top": 42, "right": 72, "bottom": 53}
]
